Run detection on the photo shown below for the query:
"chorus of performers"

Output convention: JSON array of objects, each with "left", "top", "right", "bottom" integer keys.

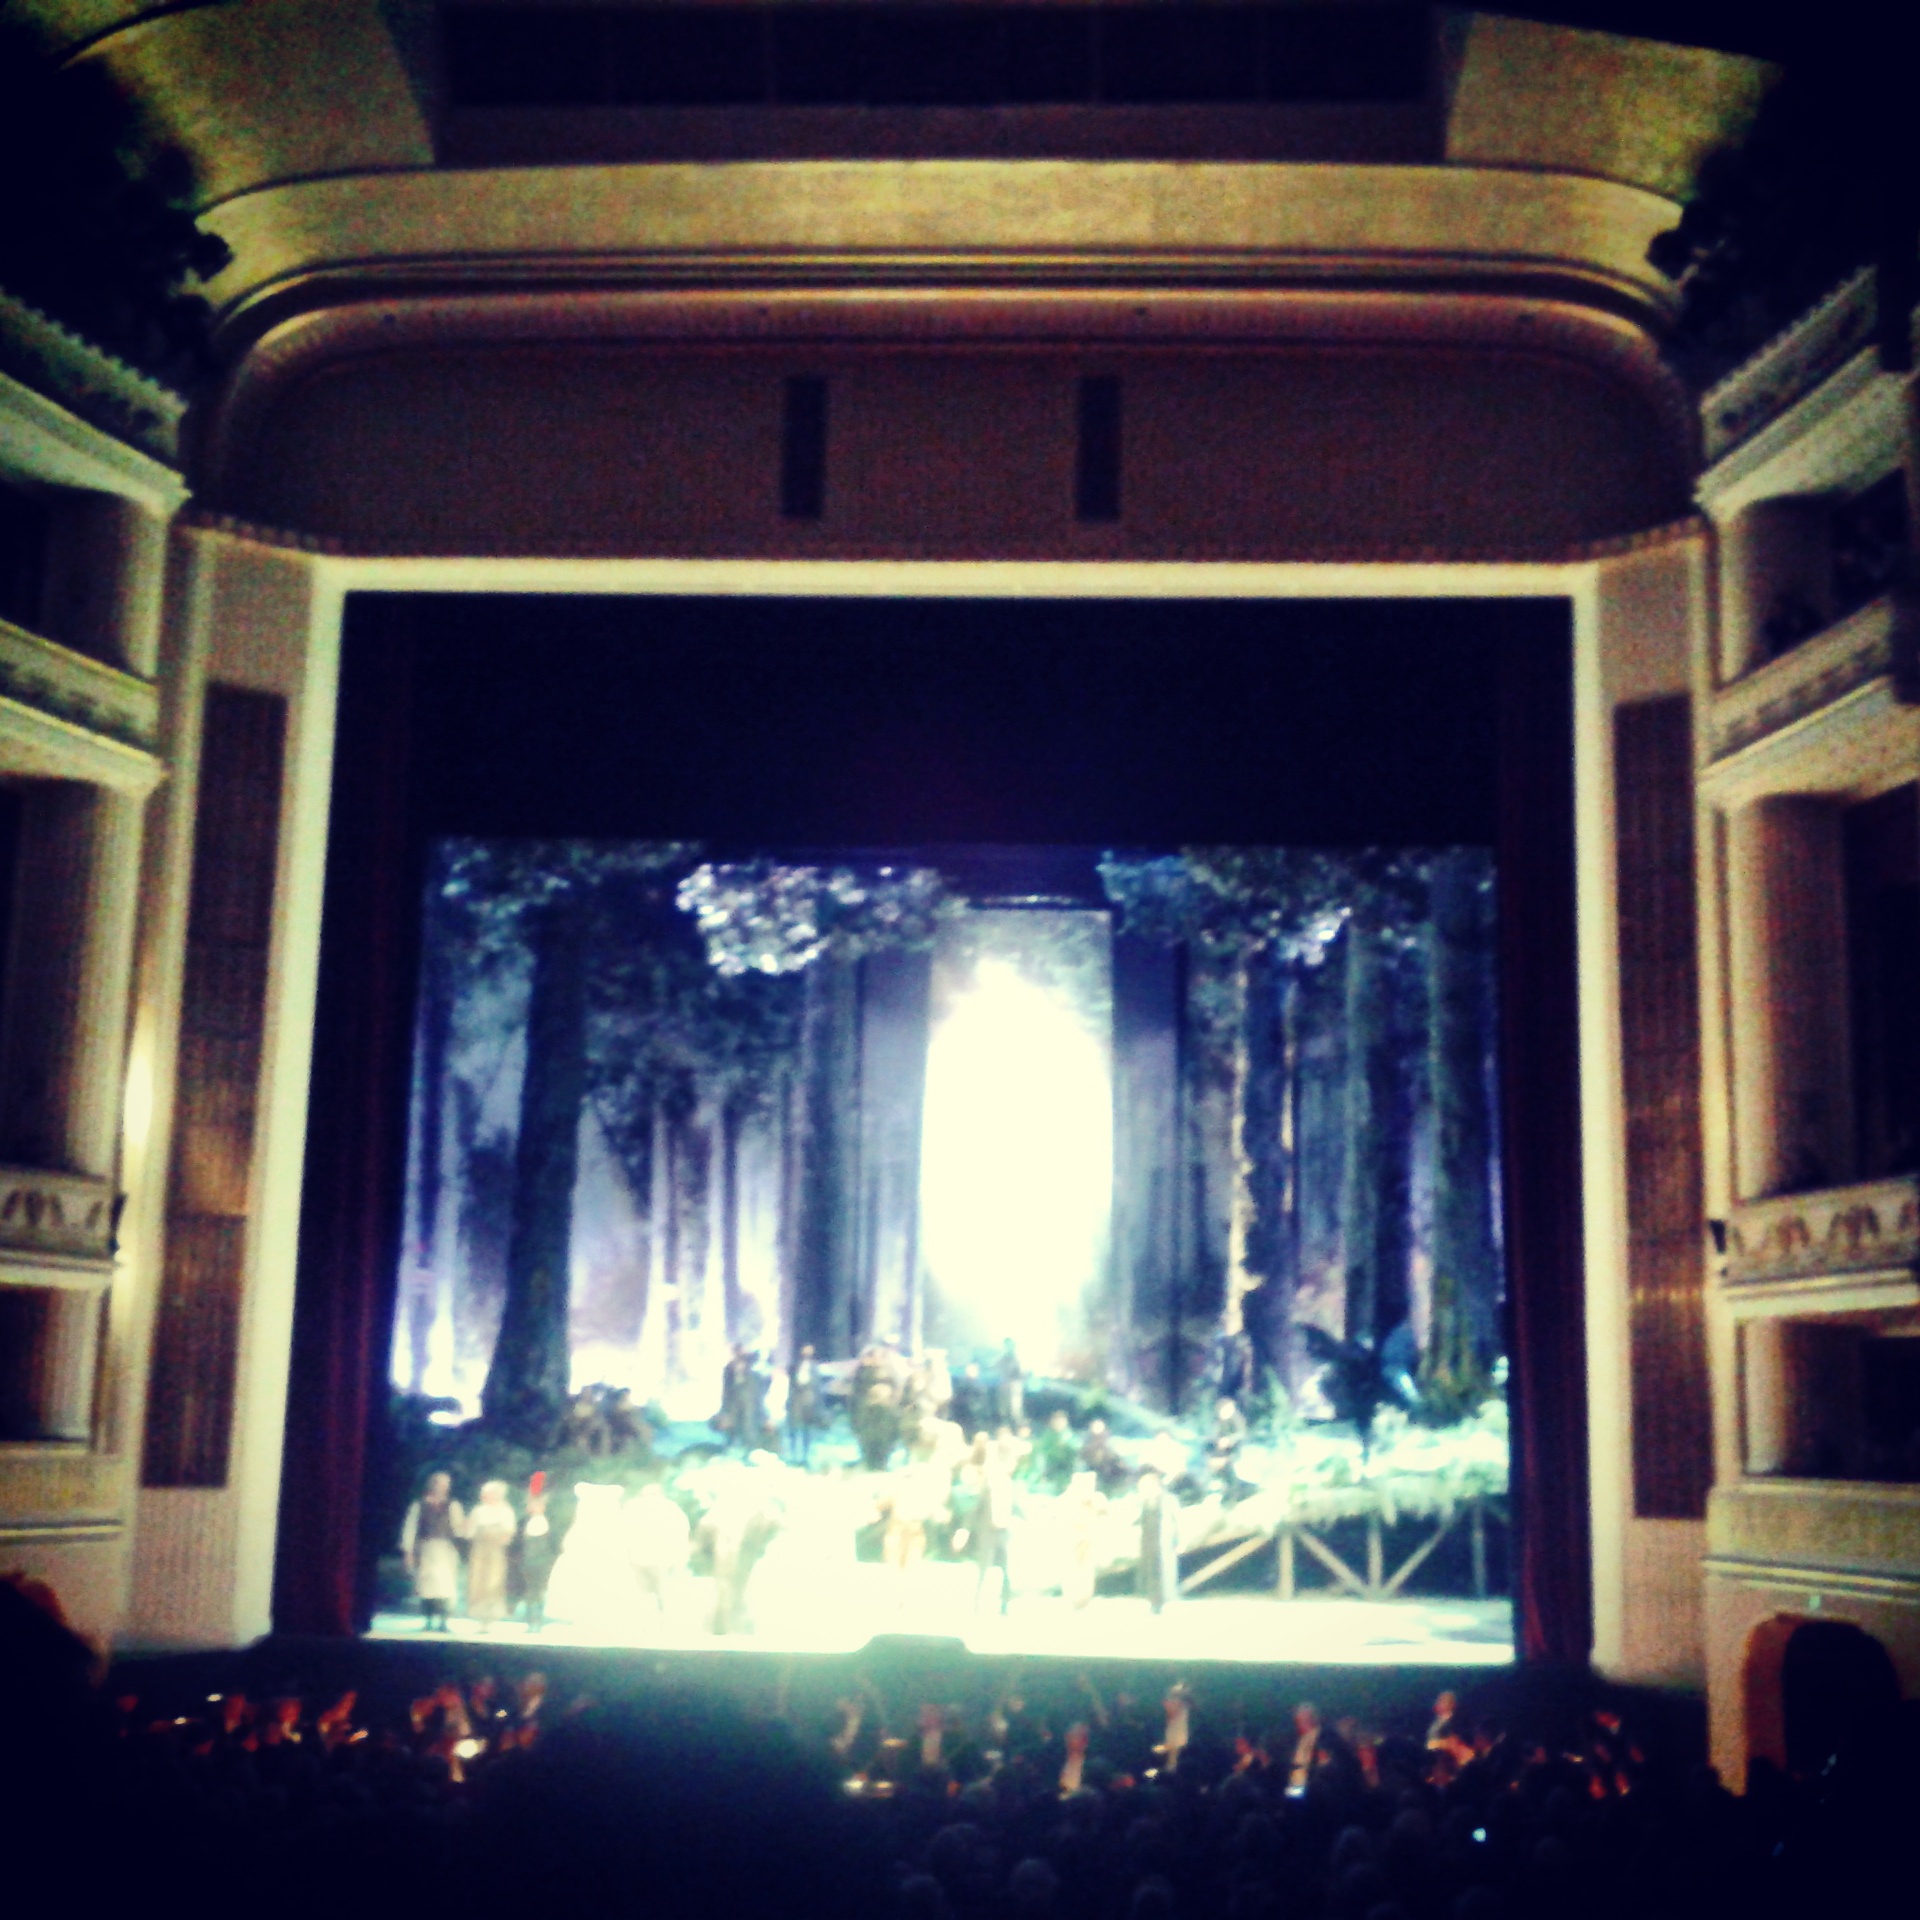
[{"left": 395, "top": 1331, "right": 1274, "bottom": 1640}]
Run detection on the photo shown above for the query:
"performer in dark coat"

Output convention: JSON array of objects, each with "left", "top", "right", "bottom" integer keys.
[
  {"left": 1137, "top": 1469, "right": 1180, "bottom": 1614},
  {"left": 994, "top": 1339, "right": 1025, "bottom": 1427},
  {"left": 851, "top": 1345, "right": 900, "bottom": 1471},
  {"left": 1206, "top": 1396, "right": 1251, "bottom": 1497},
  {"left": 1081, "top": 1418, "right": 1130, "bottom": 1494},
  {"left": 785, "top": 1344, "right": 821, "bottom": 1465},
  {"left": 718, "top": 1346, "right": 761, "bottom": 1451},
  {"left": 516, "top": 1475, "right": 557, "bottom": 1631}
]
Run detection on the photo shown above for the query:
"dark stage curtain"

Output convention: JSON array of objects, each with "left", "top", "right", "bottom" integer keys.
[
  {"left": 1496, "top": 630, "right": 1591, "bottom": 1667},
  {"left": 272, "top": 604, "right": 424, "bottom": 1635}
]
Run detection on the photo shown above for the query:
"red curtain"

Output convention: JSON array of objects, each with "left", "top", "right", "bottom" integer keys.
[
  {"left": 1497, "top": 627, "right": 1592, "bottom": 1666},
  {"left": 273, "top": 604, "right": 423, "bottom": 1634}
]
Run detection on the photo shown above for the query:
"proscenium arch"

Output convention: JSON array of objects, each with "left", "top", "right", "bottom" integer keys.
[{"left": 249, "top": 547, "right": 1626, "bottom": 1663}]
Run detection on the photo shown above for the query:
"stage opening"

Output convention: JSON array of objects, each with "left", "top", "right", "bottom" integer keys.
[{"left": 376, "top": 837, "right": 1513, "bottom": 1664}]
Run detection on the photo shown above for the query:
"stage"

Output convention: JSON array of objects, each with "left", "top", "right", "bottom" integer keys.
[{"left": 370, "top": 1580, "right": 1512, "bottom": 1667}]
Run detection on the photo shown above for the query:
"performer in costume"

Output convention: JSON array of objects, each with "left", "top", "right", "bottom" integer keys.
[
  {"left": 879, "top": 1418, "right": 961, "bottom": 1602},
  {"left": 1063, "top": 1470, "right": 1105, "bottom": 1610},
  {"left": 1081, "top": 1418, "right": 1129, "bottom": 1494},
  {"left": 718, "top": 1346, "right": 761, "bottom": 1452},
  {"left": 629, "top": 1481, "right": 692, "bottom": 1614},
  {"left": 995, "top": 1339, "right": 1025, "bottom": 1427},
  {"left": 1032, "top": 1409, "right": 1077, "bottom": 1491},
  {"left": 517, "top": 1475, "right": 557, "bottom": 1630},
  {"left": 400, "top": 1470, "right": 464, "bottom": 1632},
  {"left": 464, "top": 1479, "right": 517, "bottom": 1628},
  {"left": 1137, "top": 1468, "right": 1180, "bottom": 1614},
  {"left": 851, "top": 1346, "right": 900, "bottom": 1471},
  {"left": 696, "top": 1462, "right": 782, "bottom": 1635},
  {"left": 1207, "top": 1396, "right": 1251, "bottom": 1497},
  {"left": 957, "top": 1430, "right": 1018, "bottom": 1613},
  {"left": 785, "top": 1344, "right": 820, "bottom": 1464},
  {"left": 951, "top": 1361, "right": 986, "bottom": 1437}
]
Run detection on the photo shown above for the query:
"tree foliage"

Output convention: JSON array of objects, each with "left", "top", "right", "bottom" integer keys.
[
  {"left": 1099, "top": 847, "right": 1431, "bottom": 961},
  {"left": 677, "top": 860, "right": 957, "bottom": 975}
]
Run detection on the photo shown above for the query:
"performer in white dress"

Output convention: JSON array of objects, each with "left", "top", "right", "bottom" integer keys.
[
  {"left": 627, "top": 1481, "right": 692, "bottom": 1614},
  {"left": 546, "top": 1483, "right": 641, "bottom": 1632},
  {"left": 464, "top": 1479, "right": 518, "bottom": 1628}
]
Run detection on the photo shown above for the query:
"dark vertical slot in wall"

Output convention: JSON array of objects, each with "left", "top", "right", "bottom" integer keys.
[
  {"left": 1844, "top": 782, "right": 1920, "bottom": 1178},
  {"left": 780, "top": 375, "right": 829, "bottom": 521},
  {"left": 143, "top": 685, "right": 286, "bottom": 1489},
  {"left": 1076, "top": 374, "right": 1122, "bottom": 523},
  {"left": 1614, "top": 696, "right": 1712, "bottom": 1519}
]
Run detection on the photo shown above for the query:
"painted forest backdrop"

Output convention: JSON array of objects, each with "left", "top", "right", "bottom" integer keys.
[{"left": 391, "top": 842, "right": 1503, "bottom": 1445}]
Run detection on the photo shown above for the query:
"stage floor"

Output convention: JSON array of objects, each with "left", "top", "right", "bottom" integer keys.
[{"left": 370, "top": 1572, "right": 1513, "bottom": 1666}]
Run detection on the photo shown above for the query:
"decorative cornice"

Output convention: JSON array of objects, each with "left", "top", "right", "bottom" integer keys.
[
  {"left": 1702, "top": 1557, "right": 1920, "bottom": 1605},
  {"left": 1725, "top": 1172, "right": 1920, "bottom": 1288},
  {"left": 1697, "top": 343, "right": 1910, "bottom": 518},
  {"left": 1707, "top": 596, "right": 1905, "bottom": 765},
  {"left": 0, "top": 618, "right": 159, "bottom": 754},
  {"left": 0, "top": 1445, "right": 125, "bottom": 1528},
  {"left": 0, "top": 1166, "right": 118, "bottom": 1271},
  {"left": 1700, "top": 268, "right": 1885, "bottom": 467},
  {"left": 0, "top": 286, "right": 185, "bottom": 471},
  {"left": 1708, "top": 1479, "right": 1920, "bottom": 1585}
]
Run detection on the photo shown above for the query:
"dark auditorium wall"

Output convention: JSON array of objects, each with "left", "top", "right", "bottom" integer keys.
[{"left": 212, "top": 344, "right": 1689, "bottom": 559}]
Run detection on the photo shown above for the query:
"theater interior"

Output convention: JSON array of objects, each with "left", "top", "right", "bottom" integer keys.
[{"left": 1, "top": 4, "right": 1916, "bottom": 1898}]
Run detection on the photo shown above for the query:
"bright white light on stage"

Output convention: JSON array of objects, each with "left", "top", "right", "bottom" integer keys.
[{"left": 919, "top": 916, "right": 1112, "bottom": 1373}]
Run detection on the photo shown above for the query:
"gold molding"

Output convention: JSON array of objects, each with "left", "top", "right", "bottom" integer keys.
[
  {"left": 0, "top": 1446, "right": 124, "bottom": 1528},
  {"left": 0, "top": 618, "right": 160, "bottom": 755},
  {"left": 199, "top": 160, "right": 1682, "bottom": 334},
  {"left": 1708, "top": 1479, "right": 1920, "bottom": 1583}
]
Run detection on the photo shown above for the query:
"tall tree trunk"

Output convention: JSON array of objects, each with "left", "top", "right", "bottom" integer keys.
[
  {"left": 645, "top": 1096, "right": 673, "bottom": 1393},
  {"left": 1274, "top": 961, "right": 1304, "bottom": 1392},
  {"left": 410, "top": 933, "right": 451, "bottom": 1271},
  {"left": 400, "top": 931, "right": 453, "bottom": 1392},
  {"left": 670, "top": 1095, "right": 713, "bottom": 1379},
  {"left": 719, "top": 1093, "right": 744, "bottom": 1348},
  {"left": 1111, "top": 932, "right": 1181, "bottom": 1401},
  {"left": 483, "top": 899, "right": 588, "bottom": 1444},
  {"left": 777, "top": 1068, "right": 801, "bottom": 1363},
  {"left": 1339, "top": 921, "right": 1393, "bottom": 1348},
  {"left": 858, "top": 947, "right": 932, "bottom": 1353},
  {"left": 1425, "top": 849, "right": 1498, "bottom": 1411},
  {"left": 1169, "top": 940, "right": 1195, "bottom": 1412},
  {"left": 791, "top": 954, "right": 861, "bottom": 1356},
  {"left": 1234, "top": 943, "right": 1291, "bottom": 1382},
  {"left": 1226, "top": 948, "right": 1256, "bottom": 1332}
]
